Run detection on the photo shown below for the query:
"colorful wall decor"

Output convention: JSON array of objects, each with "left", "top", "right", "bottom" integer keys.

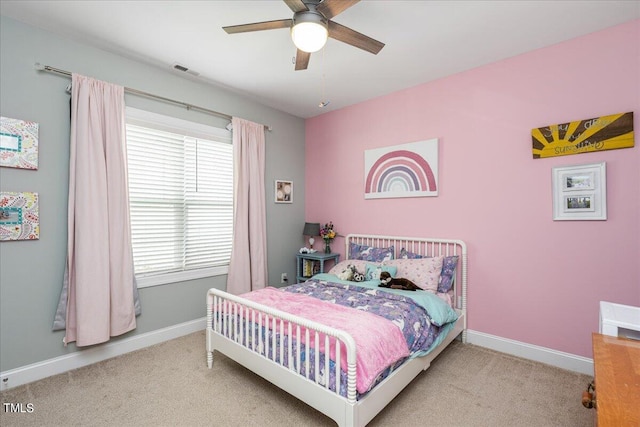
[
  {"left": 532, "top": 111, "right": 634, "bottom": 159},
  {"left": 0, "top": 116, "right": 39, "bottom": 169},
  {"left": 0, "top": 192, "right": 40, "bottom": 241},
  {"left": 364, "top": 138, "right": 438, "bottom": 199}
]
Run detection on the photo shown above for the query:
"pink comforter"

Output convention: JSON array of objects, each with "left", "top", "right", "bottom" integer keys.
[{"left": 241, "top": 287, "right": 409, "bottom": 393}]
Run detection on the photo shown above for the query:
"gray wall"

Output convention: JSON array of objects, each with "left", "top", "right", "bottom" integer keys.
[{"left": 0, "top": 16, "right": 306, "bottom": 371}]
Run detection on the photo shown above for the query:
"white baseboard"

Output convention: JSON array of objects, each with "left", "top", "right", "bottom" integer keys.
[
  {"left": 0, "top": 317, "right": 206, "bottom": 391},
  {"left": 1, "top": 324, "right": 592, "bottom": 391},
  {"left": 466, "top": 330, "right": 594, "bottom": 376}
]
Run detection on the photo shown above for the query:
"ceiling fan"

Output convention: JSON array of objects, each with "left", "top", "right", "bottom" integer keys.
[{"left": 223, "top": 0, "right": 385, "bottom": 71}]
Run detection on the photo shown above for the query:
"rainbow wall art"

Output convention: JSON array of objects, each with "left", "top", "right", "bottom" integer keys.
[{"left": 364, "top": 139, "right": 438, "bottom": 199}]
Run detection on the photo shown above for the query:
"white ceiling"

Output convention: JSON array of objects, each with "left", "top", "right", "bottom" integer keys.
[{"left": 1, "top": 1, "right": 639, "bottom": 119}]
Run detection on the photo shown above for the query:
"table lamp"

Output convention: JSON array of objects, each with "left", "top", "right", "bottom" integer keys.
[{"left": 303, "top": 222, "right": 320, "bottom": 249}]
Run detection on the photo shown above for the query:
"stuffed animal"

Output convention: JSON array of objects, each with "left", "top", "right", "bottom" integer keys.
[
  {"left": 378, "top": 271, "right": 423, "bottom": 291},
  {"left": 352, "top": 271, "right": 365, "bottom": 282},
  {"left": 337, "top": 264, "right": 355, "bottom": 281},
  {"left": 338, "top": 264, "right": 366, "bottom": 282}
]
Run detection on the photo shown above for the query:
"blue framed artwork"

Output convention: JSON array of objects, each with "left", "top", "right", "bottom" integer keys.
[
  {"left": 0, "top": 116, "right": 39, "bottom": 170},
  {"left": 0, "top": 192, "right": 39, "bottom": 241}
]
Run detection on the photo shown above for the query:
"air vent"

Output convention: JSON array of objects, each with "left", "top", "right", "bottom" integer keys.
[{"left": 172, "top": 63, "right": 200, "bottom": 77}]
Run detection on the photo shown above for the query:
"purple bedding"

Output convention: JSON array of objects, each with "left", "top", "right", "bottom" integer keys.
[{"left": 214, "top": 279, "right": 452, "bottom": 398}]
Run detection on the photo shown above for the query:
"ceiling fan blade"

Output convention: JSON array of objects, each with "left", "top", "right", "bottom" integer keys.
[
  {"left": 328, "top": 21, "right": 384, "bottom": 54},
  {"left": 223, "top": 19, "right": 292, "bottom": 34},
  {"left": 295, "top": 50, "right": 310, "bottom": 71},
  {"left": 317, "top": 0, "right": 360, "bottom": 20},
  {"left": 283, "top": 0, "right": 308, "bottom": 13}
]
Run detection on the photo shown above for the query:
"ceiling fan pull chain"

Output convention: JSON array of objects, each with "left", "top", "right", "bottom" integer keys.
[{"left": 319, "top": 47, "right": 330, "bottom": 108}]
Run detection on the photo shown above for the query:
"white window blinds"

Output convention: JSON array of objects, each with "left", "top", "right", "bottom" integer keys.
[{"left": 125, "top": 108, "right": 233, "bottom": 286}]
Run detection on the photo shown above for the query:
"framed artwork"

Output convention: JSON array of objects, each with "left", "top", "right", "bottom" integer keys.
[
  {"left": 364, "top": 138, "right": 438, "bottom": 199},
  {"left": 532, "top": 112, "right": 634, "bottom": 159},
  {"left": 0, "top": 116, "right": 39, "bottom": 170},
  {"left": 275, "top": 180, "right": 293, "bottom": 203},
  {"left": 552, "top": 162, "right": 606, "bottom": 221},
  {"left": 0, "top": 191, "right": 40, "bottom": 241}
]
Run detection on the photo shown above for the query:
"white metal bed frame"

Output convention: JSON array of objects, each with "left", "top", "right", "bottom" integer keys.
[{"left": 206, "top": 234, "right": 467, "bottom": 427}]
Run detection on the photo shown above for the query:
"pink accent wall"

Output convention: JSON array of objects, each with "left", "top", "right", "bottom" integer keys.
[{"left": 305, "top": 20, "right": 640, "bottom": 358}]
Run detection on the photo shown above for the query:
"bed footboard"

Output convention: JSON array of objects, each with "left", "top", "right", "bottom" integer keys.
[{"left": 206, "top": 287, "right": 358, "bottom": 406}]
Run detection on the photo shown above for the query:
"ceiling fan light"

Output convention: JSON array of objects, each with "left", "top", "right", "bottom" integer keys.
[{"left": 291, "top": 20, "right": 328, "bottom": 53}]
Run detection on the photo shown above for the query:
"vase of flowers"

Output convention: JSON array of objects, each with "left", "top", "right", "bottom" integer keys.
[{"left": 320, "top": 222, "right": 336, "bottom": 254}]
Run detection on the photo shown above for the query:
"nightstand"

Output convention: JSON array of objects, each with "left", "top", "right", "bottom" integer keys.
[{"left": 296, "top": 252, "right": 340, "bottom": 283}]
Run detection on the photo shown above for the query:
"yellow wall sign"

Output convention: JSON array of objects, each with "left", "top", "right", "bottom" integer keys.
[{"left": 532, "top": 112, "right": 634, "bottom": 159}]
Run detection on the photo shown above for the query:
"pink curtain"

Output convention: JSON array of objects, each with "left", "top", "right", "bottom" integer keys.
[
  {"left": 60, "top": 74, "right": 137, "bottom": 346},
  {"left": 226, "top": 117, "right": 268, "bottom": 294}
]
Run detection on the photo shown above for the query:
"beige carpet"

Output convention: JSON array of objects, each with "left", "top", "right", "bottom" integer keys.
[{"left": 1, "top": 331, "right": 595, "bottom": 426}]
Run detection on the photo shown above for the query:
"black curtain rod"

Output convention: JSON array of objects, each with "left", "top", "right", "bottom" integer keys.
[{"left": 34, "top": 62, "right": 272, "bottom": 131}]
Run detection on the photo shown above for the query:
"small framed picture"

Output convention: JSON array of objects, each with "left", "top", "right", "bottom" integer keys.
[
  {"left": 275, "top": 180, "right": 293, "bottom": 204},
  {"left": 0, "top": 191, "right": 40, "bottom": 241},
  {"left": 0, "top": 116, "right": 39, "bottom": 170},
  {"left": 552, "top": 162, "right": 606, "bottom": 220},
  {"left": 563, "top": 172, "right": 594, "bottom": 191}
]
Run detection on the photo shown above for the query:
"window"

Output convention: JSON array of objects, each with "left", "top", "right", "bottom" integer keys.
[{"left": 125, "top": 107, "right": 233, "bottom": 287}]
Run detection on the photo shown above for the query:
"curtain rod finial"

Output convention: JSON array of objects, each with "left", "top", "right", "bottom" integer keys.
[{"left": 34, "top": 62, "right": 45, "bottom": 71}]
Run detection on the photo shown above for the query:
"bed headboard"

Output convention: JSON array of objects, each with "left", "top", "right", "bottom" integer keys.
[{"left": 344, "top": 234, "right": 467, "bottom": 314}]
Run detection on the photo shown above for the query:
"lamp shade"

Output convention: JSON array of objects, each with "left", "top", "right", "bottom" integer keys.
[
  {"left": 291, "top": 12, "right": 328, "bottom": 53},
  {"left": 303, "top": 222, "right": 320, "bottom": 237}
]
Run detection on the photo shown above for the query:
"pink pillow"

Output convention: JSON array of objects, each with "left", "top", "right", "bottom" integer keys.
[{"left": 384, "top": 256, "right": 444, "bottom": 291}]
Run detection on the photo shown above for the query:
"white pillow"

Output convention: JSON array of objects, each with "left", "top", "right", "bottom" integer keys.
[{"left": 384, "top": 256, "right": 444, "bottom": 291}]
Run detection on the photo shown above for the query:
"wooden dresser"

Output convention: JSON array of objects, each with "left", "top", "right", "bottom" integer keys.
[{"left": 591, "top": 333, "right": 640, "bottom": 426}]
